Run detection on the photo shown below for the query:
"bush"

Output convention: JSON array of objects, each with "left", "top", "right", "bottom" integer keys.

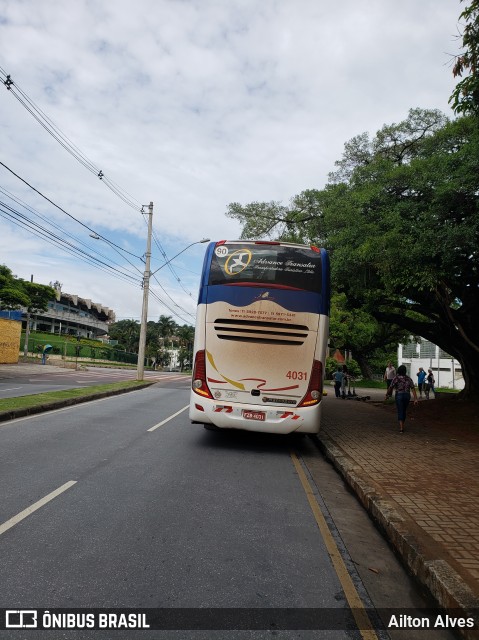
[{"left": 326, "top": 356, "right": 361, "bottom": 379}]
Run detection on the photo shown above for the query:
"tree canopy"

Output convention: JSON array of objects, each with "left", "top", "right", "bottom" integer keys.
[
  {"left": 449, "top": 0, "right": 479, "bottom": 116},
  {"left": 227, "top": 110, "right": 479, "bottom": 398},
  {"left": 108, "top": 315, "right": 194, "bottom": 369},
  {"left": 0, "top": 266, "right": 54, "bottom": 312}
]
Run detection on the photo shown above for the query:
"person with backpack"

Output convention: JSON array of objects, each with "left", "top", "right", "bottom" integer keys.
[{"left": 386, "top": 365, "right": 418, "bottom": 433}]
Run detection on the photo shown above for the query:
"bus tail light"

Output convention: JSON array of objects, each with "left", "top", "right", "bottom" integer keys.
[
  {"left": 192, "top": 350, "right": 213, "bottom": 399},
  {"left": 298, "top": 360, "right": 323, "bottom": 407}
]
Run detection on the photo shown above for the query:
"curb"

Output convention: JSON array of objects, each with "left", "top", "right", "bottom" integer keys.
[
  {"left": 313, "top": 433, "right": 479, "bottom": 640},
  {"left": 0, "top": 381, "right": 155, "bottom": 423}
]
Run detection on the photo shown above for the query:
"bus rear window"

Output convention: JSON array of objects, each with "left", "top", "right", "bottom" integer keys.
[{"left": 208, "top": 244, "right": 322, "bottom": 293}]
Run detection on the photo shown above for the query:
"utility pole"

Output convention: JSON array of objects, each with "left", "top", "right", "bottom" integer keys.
[
  {"left": 23, "top": 274, "right": 33, "bottom": 359},
  {"left": 137, "top": 201, "right": 153, "bottom": 381}
]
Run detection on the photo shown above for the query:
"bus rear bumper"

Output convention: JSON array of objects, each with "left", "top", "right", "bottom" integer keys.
[{"left": 189, "top": 396, "right": 321, "bottom": 434}]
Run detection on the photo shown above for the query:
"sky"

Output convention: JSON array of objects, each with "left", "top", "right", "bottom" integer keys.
[{"left": 0, "top": 0, "right": 462, "bottom": 325}]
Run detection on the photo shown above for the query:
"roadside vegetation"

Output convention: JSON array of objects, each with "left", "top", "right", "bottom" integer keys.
[
  {"left": 0, "top": 380, "right": 152, "bottom": 414},
  {"left": 108, "top": 315, "right": 195, "bottom": 371},
  {"left": 20, "top": 330, "right": 138, "bottom": 365}
]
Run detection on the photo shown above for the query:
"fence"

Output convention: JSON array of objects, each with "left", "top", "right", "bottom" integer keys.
[{"left": 20, "top": 335, "right": 138, "bottom": 365}]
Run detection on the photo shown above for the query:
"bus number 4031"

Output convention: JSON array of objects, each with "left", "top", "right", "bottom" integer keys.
[{"left": 286, "top": 371, "right": 308, "bottom": 381}]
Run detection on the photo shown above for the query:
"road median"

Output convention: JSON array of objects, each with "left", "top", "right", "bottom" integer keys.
[{"left": 0, "top": 380, "right": 155, "bottom": 423}]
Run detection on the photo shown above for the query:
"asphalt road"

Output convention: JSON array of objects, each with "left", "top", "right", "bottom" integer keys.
[
  {"left": 0, "top": 383, "right": 455, "bottom": 640},
  {"left": 0, "top": 366, "right": 189, "bottom": 398}
]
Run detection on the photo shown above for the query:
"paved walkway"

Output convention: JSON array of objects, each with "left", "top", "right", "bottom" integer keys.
[
  {"left": 0, "top": 362, "right": 68, "bottom": 375},
  {"left": 317, "top": 389, "right": 479, "bottom": 633}
]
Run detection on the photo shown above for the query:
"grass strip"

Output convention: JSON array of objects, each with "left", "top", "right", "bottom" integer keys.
[{"left": 0, "top": 380, "right": 150, "bottom": 413}]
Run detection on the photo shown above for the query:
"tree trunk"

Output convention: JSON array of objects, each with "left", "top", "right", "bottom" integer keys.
[
  {"left": 354, "top": 353, "right": 374, "bottom": 380},
  {"left": 455, "top": 350, "right": 479, "bottom": 401}
]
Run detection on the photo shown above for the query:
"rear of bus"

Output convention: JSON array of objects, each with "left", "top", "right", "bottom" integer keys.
[{"left": 189, "top": 240, "right": 330, "bottom": 434}]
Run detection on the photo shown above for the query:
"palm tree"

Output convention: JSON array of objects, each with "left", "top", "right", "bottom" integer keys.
[
  {"left": 157, "top": 315, "right": 177, "bottom": 349},
  {"left": 176, "top": 325, "right": 195, "bottom": 371},
  {"left": 108, "top": 319, "right": 140, "bottom": 353}
]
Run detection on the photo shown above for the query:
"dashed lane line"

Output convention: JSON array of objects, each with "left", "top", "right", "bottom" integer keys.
[
  {"left": 0, "top": 481, "right": 77, "bottom": 537},
  {"left": 147, "top": 405, "right": 189, "bottom": 432}
]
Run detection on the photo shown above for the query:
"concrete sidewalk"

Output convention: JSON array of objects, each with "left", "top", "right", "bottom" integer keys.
[{"left": 317, "top": 389, "right": 479, "bottom": 638}]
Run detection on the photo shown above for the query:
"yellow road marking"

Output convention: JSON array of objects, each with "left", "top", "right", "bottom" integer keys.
[
  {"left": 0, "top": 481, "right": 77, "bottom": 537},
  {"left": 290, "top": 452, "right": 378, "bottom": 640}
]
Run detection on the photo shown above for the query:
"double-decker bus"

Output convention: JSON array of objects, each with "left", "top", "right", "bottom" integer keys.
[{"left": 189, "top": 240, "right": 330, "bottom": 434}]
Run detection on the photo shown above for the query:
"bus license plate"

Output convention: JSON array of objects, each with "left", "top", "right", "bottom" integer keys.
[{"left": 243, "top": 410, "right": 265, "bottom": 422}]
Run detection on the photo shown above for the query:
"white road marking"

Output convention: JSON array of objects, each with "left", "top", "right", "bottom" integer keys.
[
  {"left": 1, "top": 387, "right": 23, "bottom": 391},
  {"left": 147, "top": 405, "right": 189, "bottom": 432},
  {"left": 0, "top": 481, "right": 77, "bottom": 537}
]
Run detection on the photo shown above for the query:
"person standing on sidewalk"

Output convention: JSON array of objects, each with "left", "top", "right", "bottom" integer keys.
[
  {"left": 384, "top": 361, "right": 396, "bottom": 393},
  {"left": 333, "top": 367, "right": 344, "bottom": 398},
  {"left": 386, "top": 365, "right": 418, "bottom": 433},
  {"left": 425, "top": 369, "right": 436, "bottom": 399},
  {"left": 416, "top": 367, "right": 427, "bottom": 398}
]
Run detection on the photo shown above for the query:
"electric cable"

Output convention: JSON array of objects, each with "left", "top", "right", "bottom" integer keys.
[
  {"left": 0, "top": 202, "right": 142, "bottom": 285},
  {"left": 0, "top": 185, "right": 144, "bottom": 278},
  {"left": 1, "top": 67, "right": 142, "bottom": 213},
  {"left": 0, "top": 160, "right": 143, "bottom": 260}
]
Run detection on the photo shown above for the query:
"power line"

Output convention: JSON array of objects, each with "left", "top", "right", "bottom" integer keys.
[
  {"left": 0, "top": 159, "right": 143, "bottom": 261},
  {"left": 0, "top": 184, "right": 143, "bottom": 279},
  {"left": 1, "top": 67, "right": 143, "bottom": 213},
  {"left": 1, "top": 68, "right": 198, "bottom": 322},
  {"left": 1, "top": 159, "right": 196, "bottom": 317},
  {"left": 0, "top": 201, "right": 142, "bottom": 286}
]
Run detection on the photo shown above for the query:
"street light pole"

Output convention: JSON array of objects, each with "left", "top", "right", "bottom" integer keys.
[
  {"left": 150, "top": 238, "right": 210, "bottom": 277},
  {"left": 137, "top": 201, "right": 153, "bottom": 381}
]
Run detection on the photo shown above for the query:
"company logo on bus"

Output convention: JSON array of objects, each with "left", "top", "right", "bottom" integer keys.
[
  {"left": 224, "top": 249, "right": 252, "bottom": 275},
  {"left": 254, "top": 291, "right": 275, "bottom": 302},
  {"left": 262, "top": 397, "right": 297, "bottom": 405}
]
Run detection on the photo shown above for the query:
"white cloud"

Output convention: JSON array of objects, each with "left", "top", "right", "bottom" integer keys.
[{"left": 0, "top": 0, "right": 462, "bottom": 320}]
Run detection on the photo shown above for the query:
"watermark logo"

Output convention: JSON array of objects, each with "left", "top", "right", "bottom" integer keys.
[{"left": 6, "top": 610, "right": 38, "bottom": 628}]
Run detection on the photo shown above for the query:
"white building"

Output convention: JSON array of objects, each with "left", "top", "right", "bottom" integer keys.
[{"left": 398, "top": 338, "right": 464, "bottom": 390}]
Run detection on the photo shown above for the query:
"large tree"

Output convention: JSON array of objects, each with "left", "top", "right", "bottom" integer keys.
[
  {"left": 450, "top": 0, "right": 479, "bottom": 116},
  {"left": 227, "top": 110, "right": 479, "bottom": 398},
  {"left": 0, "top": 266, "right": 54, "bottom": 311},
  {"left": 329, "top": 294, "right": 407, "bottom": 378},
  {"left": 157, "top": 315, "right": 178, "bottom": 348},
  {"left": 108, "top": 319, "right": 140, "bottom": 353}
]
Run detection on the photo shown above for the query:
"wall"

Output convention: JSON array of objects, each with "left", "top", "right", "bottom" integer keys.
[
  {"left": 398, "top": 339, "right": 464, "bottom": 390},
  {"left": 0, "top": 317, "right": 21, "bottom": 363}
]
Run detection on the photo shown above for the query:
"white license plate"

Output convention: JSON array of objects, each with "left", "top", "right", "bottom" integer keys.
[{"left": 242, "top": 410, "right": 266, "bottom": 422}]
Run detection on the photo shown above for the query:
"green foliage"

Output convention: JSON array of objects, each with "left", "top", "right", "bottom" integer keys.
[
  {"left": 108, "top": 319, "right": 140, "bottom": 352},
  {"left": 325, "top": 357, "right": 361, "bottom": 379},
  {"left": 0, "top": 265, "right": 54, "bottom": 311},
  {"left": 226, "top": 190, "right": 326, "bottom": 244},
  {"left": 325, "top": 357, "right": 340, "bottom": 379},
  {"left": 322, "top": 111, "right": 479, "bottom": 396},
  {"left": 329, "top": 293, "right": 407, "bottom": 377},
  {"left": 225, "top": 109, "right": 479, "bottom": 397},
  {"left": 0, "top": 380, "right": 151, "bottom": 413},
  {"left": 108, "top": 316, "right": 194, "bottom": 368},
  {"left": 449, "top": 0, "right": 479, "bottom": 116}
]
